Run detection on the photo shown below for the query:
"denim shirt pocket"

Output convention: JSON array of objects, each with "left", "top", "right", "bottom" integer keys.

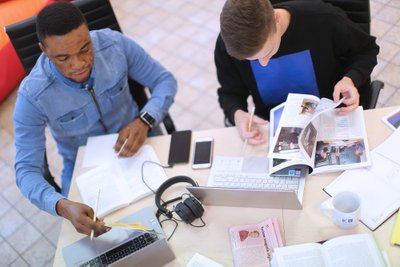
[
  {"left": 102, "top": 75, "right": 132, "bottom": 109},
  {"left": 56, "top": 108, "right": 89, "bottom": 135}
]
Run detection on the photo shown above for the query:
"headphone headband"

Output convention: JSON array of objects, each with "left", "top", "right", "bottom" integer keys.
[{"left": 155, "top": 176, "right": 197, "bottom": 217}]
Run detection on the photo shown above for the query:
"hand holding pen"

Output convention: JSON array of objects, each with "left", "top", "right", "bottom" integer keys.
[
  {"left": 233, "top": 108, "right": 268, "bottom": 151},
  {"left": 114, "top": 118, "right": 149, "bottom": 157}
]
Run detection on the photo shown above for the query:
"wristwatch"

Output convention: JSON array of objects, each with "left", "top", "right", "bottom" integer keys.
[{"left": 139, "top": 111, "right": 155, "bottom": 128}]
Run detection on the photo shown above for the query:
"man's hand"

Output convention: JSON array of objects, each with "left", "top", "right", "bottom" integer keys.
[
  {"left": 56, "top": 199, "right": 110, "bottom": 237},
  {"left": 333, "top": 76, "right": 360, "bottom": 115},
  {"left": 234, "top": 109, "right": 268, "bottom": 145},
  {"left": 114, "top": 118, "right": 149, "bottom": 157}
]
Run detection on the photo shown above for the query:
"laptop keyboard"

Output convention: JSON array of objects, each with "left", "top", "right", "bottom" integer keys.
[
  {"left": 209, "top": 173, "right": 300, "bottom": 193},
  {"left": 79, "top": 231, "right": 159, "bottom": 267}
]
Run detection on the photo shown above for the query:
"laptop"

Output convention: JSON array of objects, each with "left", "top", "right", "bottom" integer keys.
[
  {"left": 186, "top": 156, "right": 305, "bottom": 210},
  {"left": 62, "top": 207, "right": 175, "bottom": 267}
]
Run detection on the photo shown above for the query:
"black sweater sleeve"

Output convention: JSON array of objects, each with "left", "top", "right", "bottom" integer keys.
[
  {"left": 214, "top": 34, "right": 250, "bottom": 125},
  {"left": 331, "top": 7, "right": 379, "bottom": 89}
]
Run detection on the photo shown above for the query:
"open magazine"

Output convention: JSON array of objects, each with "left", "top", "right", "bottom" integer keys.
[
  {"left": 268, "top": 93, "right": 371, "bottom": 176},
  {"left": 229, "top": 218, "right": 283, "bottom": 267}
]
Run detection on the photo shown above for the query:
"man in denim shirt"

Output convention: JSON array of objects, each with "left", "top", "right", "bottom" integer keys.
[{"left": 13, "top": 2, "right": 177, "bottom": 236}]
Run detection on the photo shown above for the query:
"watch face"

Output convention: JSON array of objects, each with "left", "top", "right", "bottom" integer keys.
[{"left": 141, "top": 112, "right": 155, "bottom": 127}]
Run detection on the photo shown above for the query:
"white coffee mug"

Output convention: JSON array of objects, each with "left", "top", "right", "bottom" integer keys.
[{"left": 320, "top": 191, "right": 361, "bottom": 229}]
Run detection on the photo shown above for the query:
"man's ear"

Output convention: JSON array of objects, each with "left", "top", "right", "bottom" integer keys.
[
  {"left": 38, "top": 42, "right": 46, "bottom": 53},
  {"left": 274, "top": 10, "right": 281, "bottom": 24}
]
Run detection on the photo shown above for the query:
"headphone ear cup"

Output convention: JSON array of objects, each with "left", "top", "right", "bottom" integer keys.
[
  {"left": 175, "top": 202, "right": 196, "bottom": 223},
  {"left": 183, "top": 197, "right": 204, "bottom": 218}
]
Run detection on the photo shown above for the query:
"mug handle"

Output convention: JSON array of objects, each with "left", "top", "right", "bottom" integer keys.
[{"left": 320, "top": 198, "right": 334, "bottom": 220}]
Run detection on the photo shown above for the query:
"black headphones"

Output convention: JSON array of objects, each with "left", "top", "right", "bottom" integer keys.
[{"left": 155, "top": 176, "right": 204, "bottom": 224}]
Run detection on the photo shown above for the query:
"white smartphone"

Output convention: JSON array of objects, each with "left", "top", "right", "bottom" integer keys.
[{"left": 192, "top": 137, "right": 214, "bottom": 169}]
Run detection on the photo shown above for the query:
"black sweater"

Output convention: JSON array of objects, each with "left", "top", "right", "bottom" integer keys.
[{"left": 215, "top": 1, "right": 379, "bottom": 123}]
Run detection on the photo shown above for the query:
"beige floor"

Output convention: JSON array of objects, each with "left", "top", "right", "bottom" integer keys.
[{"left": 0, "top": 0, "right": 399, "bottom": 266}]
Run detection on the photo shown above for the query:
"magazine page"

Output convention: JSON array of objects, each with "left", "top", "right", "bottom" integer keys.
[
  {"left": 268, "top": 102, "right": 311, "bottom": 175},
  {"left": 269, "top": 94, "right": 343, "bottom": 161},
  {"left": 308, "top": 106, "right": 371, "bottom": 174},
  {"left": 229, "top": 218, "right": 283, "bottom": 267}
]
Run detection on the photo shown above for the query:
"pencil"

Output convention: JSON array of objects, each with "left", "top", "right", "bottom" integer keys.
[
  {"left": 90, "top": 188, "right": 101, "bottom": 240},
  {"left": 242, "top": 106, "right": 256, "bottom": 154}
]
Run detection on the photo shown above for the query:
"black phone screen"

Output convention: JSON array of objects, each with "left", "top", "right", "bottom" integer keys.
[
  {"left": 193, "top": 141, "right": 212, "bottom": 164},
  {"left": 167, "top": 130, "right": 192, "bottom": 165}
]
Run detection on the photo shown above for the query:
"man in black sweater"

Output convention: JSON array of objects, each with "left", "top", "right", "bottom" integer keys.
[{"left": 215, "top": 0, "right": 379, "bottom": 145}]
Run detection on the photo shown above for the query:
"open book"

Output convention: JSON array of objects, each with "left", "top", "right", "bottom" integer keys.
[
  {"left": 229, "top": 218, "right": 283, "bottom": 267},
  {"left": 271, "top": 234, "right": 387, "bottom": 267},
  {"left": 324, "top": 128, "right": 400, "bottom": 231},
  {"left": 268, "top": 93, "right": 371, "bottom": 176},
  {"left": 76, "top": 144, "right": 167, "bottom": 217}
]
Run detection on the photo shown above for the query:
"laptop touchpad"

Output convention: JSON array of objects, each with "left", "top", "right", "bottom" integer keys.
[{"left": 242, "top": 157, "right": 268, "bottom": 173}]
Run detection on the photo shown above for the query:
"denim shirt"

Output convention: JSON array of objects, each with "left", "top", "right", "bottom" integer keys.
[{"left": 13, "top": 29, "right": 177, "bottom": 216}]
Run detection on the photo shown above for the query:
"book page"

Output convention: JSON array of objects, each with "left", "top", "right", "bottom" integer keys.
[
  {"left": 229, "top": 218, "right": 283, "bottom": 267},
  {"left": 272, "top": 243, "right": 325, "bottom": 267},
  {"left": 323, "top": 234, "right": 386, "bottom": 267},
  {"left": 76, "top": 164, "right": 132, "bottom": 217},
  {"left": 82, "top": 133, "right": 119, "bottom": 168},
  {"left": 374, "top": 127, "right": 400, "bottom": 165},
  {"left": 116, "top": 144, "right": 168, "bottom": 203}
]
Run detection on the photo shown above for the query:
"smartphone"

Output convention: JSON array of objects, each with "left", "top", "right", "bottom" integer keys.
[
  {"left": 168, "top": 130, "right": 192, "bottom": 165},
  {"left": 192, "top": 137, "right": 214, "bottom": 169}
]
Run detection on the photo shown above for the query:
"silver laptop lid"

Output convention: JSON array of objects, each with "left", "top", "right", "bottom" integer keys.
[
  {"left": 186, "top": 186, "right": 302, "bottom": 210},
  {"left": 62, "top": 207, "right": 175, "bottom": 267}
]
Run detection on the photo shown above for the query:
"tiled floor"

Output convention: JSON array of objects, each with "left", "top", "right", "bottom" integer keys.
[{"left": 0, "top": 0, "right": 399, "bottom": 266}]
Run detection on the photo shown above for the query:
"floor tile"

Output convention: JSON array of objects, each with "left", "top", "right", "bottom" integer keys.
[
  {"left": 0, "top": 241, "right": 19, "bottom": 266},
  {"left": 0, "top": 161, "right": 15, "bottom": 190},
  {"left": 1, "top": 183, "right": 23, "bottom": 206},
  {"left": 0, "top": 209, "right": 25, "bottom": 238},
  {"left": 383, "top": 25, "right": 400, "bottom": 45},
  {"left": 45, "top": 220, "right": 62, "bottom": 247},
  {"left": 22, "top": 237, "right": 55, "bottom": 266},
  {"left": 0, "top": 128, "right": 13, "bottom": 149},
  {"left": 9, "top": 257, "right": 29, "bottom": 267},
  {"left": 14, "top": 196, "right": 40, "bottom": 220},
  {"left": 7, "top": 222, "right": 42, "bottom": 254},
  {"left": 376, "top": 39, "right": 400, "bottom": 62},
  {"left": 377, "top": 62, "right": 400, "bottom": 87},
  {"left": 30, "top": 210, "right": 62, "bottom": 235},
  {"left": 0, "top": 194, "right": 11, "bottom": 217}
]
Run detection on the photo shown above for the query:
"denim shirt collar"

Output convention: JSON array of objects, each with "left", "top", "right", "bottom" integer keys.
[{"left": 49, "top": 60, "right": 95, "bottom": 89}]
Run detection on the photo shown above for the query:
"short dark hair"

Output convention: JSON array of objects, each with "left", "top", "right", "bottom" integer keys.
[
  {"left": 220, "top": 0, "right": 276, "bottom": 60},
  {"left": 36, "top": 2, "right": 87, "bottom": 45}
]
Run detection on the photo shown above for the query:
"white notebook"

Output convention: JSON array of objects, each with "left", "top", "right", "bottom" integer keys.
[
  {"left": 324, "top": 128, "right": 400, "bottom": 230},
  {"left": 77, "top": 144, "right": 167, "bottom": 217}
]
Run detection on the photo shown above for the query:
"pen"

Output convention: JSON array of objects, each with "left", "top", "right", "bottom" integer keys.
[
  {"left": 117, "top": 139, "right": 128, "bottom": 157},
  {"left": 242, "top": 106, "right": 256, "bottom": 154},
  {"left": 90, "top": 188, "right": 101, "bottom": 240}
]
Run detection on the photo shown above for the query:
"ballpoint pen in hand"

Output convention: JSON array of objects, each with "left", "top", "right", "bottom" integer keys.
[
  {"left": 117, "top": 139, "right": 128, "bottom": 157},
  {"left": 90, "top": 188, "right": 101, "bottom": 240},
  {"left": 242, "top": 106, "right": 256, "bottom": 154}
]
